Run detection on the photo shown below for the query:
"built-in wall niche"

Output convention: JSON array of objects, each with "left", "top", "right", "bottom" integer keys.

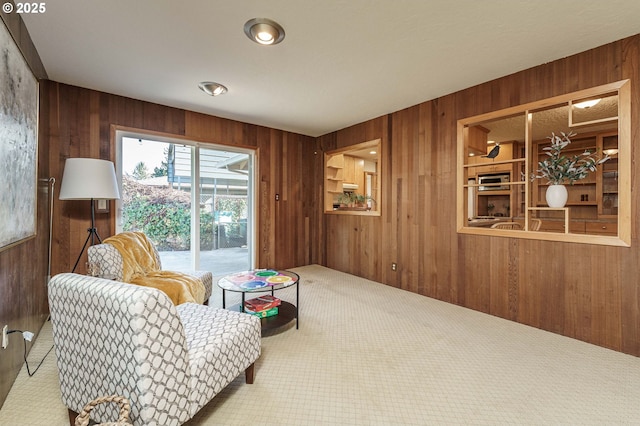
[
  {"left": 457, "top": 80, "right": 630, "bottom": 246},
  {"left": 324, "top": 139, "right": 381, "bottom": 216}
]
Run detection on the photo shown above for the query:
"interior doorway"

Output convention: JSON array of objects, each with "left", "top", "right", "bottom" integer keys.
[{"left": 116, "top": 132, "right": 255, "bottom": 276}]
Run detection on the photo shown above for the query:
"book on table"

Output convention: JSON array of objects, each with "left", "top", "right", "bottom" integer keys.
[
  {"left": 244, "top": 306, "right": 279, "bottom": 318},
  {"left": 244, "top": 295, "right": 281, "bottom": 312}
]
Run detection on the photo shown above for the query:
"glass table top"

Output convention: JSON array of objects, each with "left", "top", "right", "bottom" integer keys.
[{"left": 217, "top": 269, "right": 299, "bottom": 293}]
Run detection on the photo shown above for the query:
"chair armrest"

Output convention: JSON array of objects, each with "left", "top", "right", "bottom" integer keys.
[
  {"left": 87, "top": 243, "right": 123, "bottom": 281},
  {"left": 176, "top": 304, "right": 261, "bottom": 411},
  {"left": 174, "top": 270, "right": 213, "bottom": 302}
]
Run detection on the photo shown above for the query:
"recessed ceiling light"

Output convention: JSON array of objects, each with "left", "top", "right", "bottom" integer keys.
[
  {"left": 244, "top": 18, "right": 285, "bottom": 45},
  {"left": 574, "top": 99, "right": 601, "bottom": 109},
  {"left": 198, "top": 81, "right": 228, "bottom": 96}
]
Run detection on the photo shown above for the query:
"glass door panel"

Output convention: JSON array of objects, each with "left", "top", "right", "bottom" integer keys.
[
  {"left": 198, "top": 147, "right": 251, "bottom": 276},
  {"left": 120, "top": 137, "right": 194, "bottom": 270}
]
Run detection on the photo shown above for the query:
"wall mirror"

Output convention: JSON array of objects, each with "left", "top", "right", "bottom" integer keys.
[
  {"left": 457, "top": 80, "right": 630, "bottom": 246},
  {"left": 324, "top": 139, "right": 381, "bottom": 216}
]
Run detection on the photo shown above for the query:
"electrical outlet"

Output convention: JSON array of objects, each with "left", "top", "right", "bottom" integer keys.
[
  {"left": 391, "top": 263, "right": 397, "bottom": 271},
  {"left": 2, "top": 325, "right": 8, "bottom": 349}
]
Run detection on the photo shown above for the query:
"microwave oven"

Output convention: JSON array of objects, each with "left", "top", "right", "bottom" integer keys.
[{"left": 478, "top": 173, "right": 510, "bottom": 191}]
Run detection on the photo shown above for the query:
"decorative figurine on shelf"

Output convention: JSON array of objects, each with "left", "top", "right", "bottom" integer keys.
[{"left": 482, "top": 142, "right": 500, "bottom": 159}]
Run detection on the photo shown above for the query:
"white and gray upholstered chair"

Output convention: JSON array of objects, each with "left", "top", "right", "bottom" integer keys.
[{"left": 48, "top": 273, "right": 261, "bottom": 426}]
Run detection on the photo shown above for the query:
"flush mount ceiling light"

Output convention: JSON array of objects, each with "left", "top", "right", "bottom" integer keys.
[
  {"left": 198, "top": 81, "right": 228, "bottom": 96},
  {"left": 244, "top": 18, "right": 285, "bottom": 45}
]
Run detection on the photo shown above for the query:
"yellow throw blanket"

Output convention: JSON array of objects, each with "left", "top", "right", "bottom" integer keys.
[{"left": 103, "top": 232, "right": 205, "bottom": 305}]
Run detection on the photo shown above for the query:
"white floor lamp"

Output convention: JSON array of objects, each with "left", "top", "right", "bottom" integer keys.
[{"left": 59, "top": 158, "right": 120, "bottom": 272}]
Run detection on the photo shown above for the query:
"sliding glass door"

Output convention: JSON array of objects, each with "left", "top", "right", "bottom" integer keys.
[{"left": 117, "top": 134, "right": 254, "bottom": 276}]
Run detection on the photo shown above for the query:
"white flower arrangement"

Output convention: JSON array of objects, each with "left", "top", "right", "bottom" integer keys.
[{"left": 532, "top": 132, "right": 609, "bottom": 185}]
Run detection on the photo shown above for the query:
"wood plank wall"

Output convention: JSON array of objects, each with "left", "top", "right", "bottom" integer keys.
[
  {"left": 48, "top": 85, "right": 317, "bottom": 277},
  {"left": 319, "top": 35, "right": 640, "bottom": 356},
  {"left": 0, "top": 10, "right": 49, "bottom": 408},
  {"left": 2, "top": 15, "right": 639, "bottom": 412},
  {"left": 317, "top": 116, "right": 391, "bottom": 282}
]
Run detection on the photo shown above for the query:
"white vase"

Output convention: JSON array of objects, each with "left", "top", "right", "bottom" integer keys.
[{"left": 546, "top": 184, "right": 568, "bottom": 208}]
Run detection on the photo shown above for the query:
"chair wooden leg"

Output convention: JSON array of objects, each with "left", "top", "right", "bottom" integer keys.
[
  {"left": 245, "top": 362, "right": 255, "bottom": 384},
  {"left": 68, "top": 409, "right": 78, "bottom": 426}
]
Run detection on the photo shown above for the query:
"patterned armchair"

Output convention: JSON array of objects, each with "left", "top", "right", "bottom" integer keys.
[
  {"left": 48, "top": 273, "right": 261, "bottom": 426},
  {"left": 87, "top": 233, "right": 213, "bottom": 304}
]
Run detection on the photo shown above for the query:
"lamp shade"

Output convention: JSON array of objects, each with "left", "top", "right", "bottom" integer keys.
[{"left": 59, "top": 158, "right": 120, "bottom": 200}]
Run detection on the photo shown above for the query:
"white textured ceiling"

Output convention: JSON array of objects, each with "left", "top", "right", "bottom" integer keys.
[{"left": 20, "top": 1, "right": 640, "bottom": 137}]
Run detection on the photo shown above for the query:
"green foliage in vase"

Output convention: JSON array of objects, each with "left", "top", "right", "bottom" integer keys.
[{"left": 532, "top": 132, "right": 609, "bottom": 185}]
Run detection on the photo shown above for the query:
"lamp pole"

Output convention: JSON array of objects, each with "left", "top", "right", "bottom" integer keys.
[{"left": 70, "top": 198, "right": 103, "bottom": 273}]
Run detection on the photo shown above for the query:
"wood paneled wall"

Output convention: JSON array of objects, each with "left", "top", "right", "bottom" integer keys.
[
  {"left": 320, "top": 35, "right": 640, "bottom": 356},
  {"left": 0, "top": 9, "right": 49, "bottom": 408},
  {"left": 47, "top": 85, "right": 317, "bottom": 276},
  {"left": 2, "top": 14, "right": 639, "bottom": 412}
]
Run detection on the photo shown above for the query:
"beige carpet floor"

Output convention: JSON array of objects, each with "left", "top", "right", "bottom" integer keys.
[{"left": 1, "top": 264, "right": 639, "bottom": 425}]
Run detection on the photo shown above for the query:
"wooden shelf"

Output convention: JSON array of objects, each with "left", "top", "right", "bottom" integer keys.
[
  {"left": 537, "top": 182, "right": 596, "bottom": 187},
  {"left": 229, "top": 301, "right": 297, "bottom": 332},
  {"left": 464, "top": 158, "right": 522, "bottom": 168},
  {"left": 536, "top": 202, "right": 597, "bottom": 207},
  {"left": 326, "top": 154, "right": 344, "bottom": 169},
  {"left": 478, "top": 190, "right": 510, "bottom": 196}
]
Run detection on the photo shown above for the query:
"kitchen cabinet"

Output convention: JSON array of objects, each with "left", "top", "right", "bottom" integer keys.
[
  {"left": 342, "top": 155, "right": 365, "bottom": 190},
  {"left": 585, "top": 221, "right": 617, "bottom": 235},
  {"left": 467, "top": 125, "right": 489, "bottom": 156},
  {"left": 538, "top": 219, "right": 617, "bottom": 235}
]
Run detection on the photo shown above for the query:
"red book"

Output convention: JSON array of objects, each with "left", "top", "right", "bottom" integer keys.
[{"left": 244, "top": 295, "right": 281, "bottom": 312}]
